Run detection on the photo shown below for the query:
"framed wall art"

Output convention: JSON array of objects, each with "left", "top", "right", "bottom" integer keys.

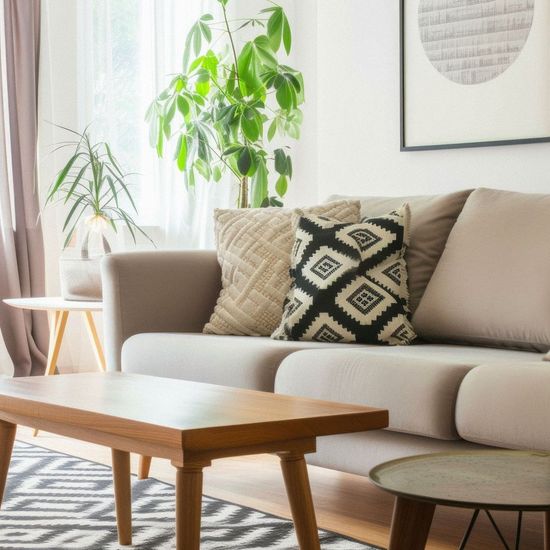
[{"left": 400, "top": 0, "right": 550, "bottom": 150}]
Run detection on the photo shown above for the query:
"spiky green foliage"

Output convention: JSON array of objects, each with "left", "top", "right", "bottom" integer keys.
[{"left": 46, "top": 125, "right": 152, "bottom": 248}]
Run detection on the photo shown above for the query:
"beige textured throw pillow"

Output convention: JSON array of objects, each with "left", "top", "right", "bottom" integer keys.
[{"left": 203, "top": 200, "right": 361, "bottom": 336}]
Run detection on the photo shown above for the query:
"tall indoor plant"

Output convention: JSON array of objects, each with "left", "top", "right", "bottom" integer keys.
[
  {"left": 46, "top": 125, "right": 152, "bottom": 300},
  {"left": 147, "top": 0, "right": 304, "bottom": 208}
]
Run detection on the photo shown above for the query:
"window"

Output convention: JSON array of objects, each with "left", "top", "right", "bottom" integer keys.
[{"left": 75, "top": 0, "right": 233, "bottom": 247}]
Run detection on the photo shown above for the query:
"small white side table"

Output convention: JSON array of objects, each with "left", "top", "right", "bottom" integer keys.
[
  {"left": 3, "top": 297, "right": 106, "bottom": 436},
  {"left": 3, "top": 297, "right": 105, "bottom": 375}
]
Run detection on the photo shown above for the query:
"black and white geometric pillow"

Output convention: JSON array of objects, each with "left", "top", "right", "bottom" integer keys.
[{"left": 271, "top": 205, "right": 417, "bottom": 345}]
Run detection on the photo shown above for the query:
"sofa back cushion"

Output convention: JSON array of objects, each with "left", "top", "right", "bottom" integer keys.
[
  {"left": 413, "top": 188, "right": 550, "bottom": 351},
  {"left": 329, "top": 190, "right": 471, "bottom": 312}
]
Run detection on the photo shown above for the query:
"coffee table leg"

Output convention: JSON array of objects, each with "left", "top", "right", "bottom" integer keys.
[
  {"left": 138, "top": 455, "right": 152, "bottom": 480},
  {"left": 544, "top": 511, "right": 550, "bottom": 550},
  {"left": 278, "top": 452, "right": 321, "bottom": 550},
  {"left": 0, "top": 420, "right": 16, "bottom": 508},
  {"left": 175, "top": 465, "right": 204, "bottom": 550},
  {"left": 111, "top": 449, "right": 132, "bottom": 546},
  {"left": 388, "top": 497, "right": 435, "bottom": 550}
]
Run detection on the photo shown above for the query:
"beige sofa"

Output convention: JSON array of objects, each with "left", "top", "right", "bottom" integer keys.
[{"left": 102, "top": 188, "right": 550, "bottom": 477}]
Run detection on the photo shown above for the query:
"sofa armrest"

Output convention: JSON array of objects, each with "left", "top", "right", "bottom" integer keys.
[{"left": 101, "top": 250, "right": 221, "bottom": 371}]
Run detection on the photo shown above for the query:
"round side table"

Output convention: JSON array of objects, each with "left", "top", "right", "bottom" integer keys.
[
  {"left": 3, "top": 297, "right": 105, "bottom": 435},
  {"left": 370, "top": 451, "right": 550, "bottom": 550}
]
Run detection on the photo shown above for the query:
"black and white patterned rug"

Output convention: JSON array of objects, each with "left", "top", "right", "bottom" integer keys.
[{"left": 0, "top": 441, "right": 381, "bottom": 549}]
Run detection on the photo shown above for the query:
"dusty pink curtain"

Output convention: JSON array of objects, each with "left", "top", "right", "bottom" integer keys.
[{"left": 0, "top": 0, "right": 48, "bottom": 376}]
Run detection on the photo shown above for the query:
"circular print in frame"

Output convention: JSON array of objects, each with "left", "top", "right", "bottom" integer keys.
[{"left": 418, "top": 0, "right": 535, "bottom": 85}]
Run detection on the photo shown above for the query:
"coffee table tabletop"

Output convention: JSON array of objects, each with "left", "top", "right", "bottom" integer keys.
[
  {"left": 370, "top": 451, "right": 550, "bottom": 550},
  {"left": 0, "top": 372, "right": 388, "bottom": 550}
]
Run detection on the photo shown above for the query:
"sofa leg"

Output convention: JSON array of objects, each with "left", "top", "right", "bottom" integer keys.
[{"left": 138, "top": 455, "right": 152, "bottom": 480}]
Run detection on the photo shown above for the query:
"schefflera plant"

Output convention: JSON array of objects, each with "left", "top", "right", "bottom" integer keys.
[{"left": 146, "top": 0, "right": 304, "bottom": 208}]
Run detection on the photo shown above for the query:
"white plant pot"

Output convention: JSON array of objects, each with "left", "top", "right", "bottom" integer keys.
[
  {"left": 59, "top": 256, "right": 103, "bottom": 302},
  {"left": 59, "top": 226, "right": 111, "bottom": 302}
]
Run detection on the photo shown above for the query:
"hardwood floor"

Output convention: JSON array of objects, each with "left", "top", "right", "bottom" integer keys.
[{"left": 15, "top": 427, "right": 545, "bottom": 549}]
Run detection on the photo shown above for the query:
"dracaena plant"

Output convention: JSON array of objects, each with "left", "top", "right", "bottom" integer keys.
[
  {"left": 146, "top": 0, "right": 304, "bottom": 208},
  {"left": 46, "top": 125, "right": 152, "bottom": 249}
]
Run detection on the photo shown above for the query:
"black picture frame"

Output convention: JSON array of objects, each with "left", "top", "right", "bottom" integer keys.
[{"left": 399, "top": 0, "right": 550, "bottom": 152}]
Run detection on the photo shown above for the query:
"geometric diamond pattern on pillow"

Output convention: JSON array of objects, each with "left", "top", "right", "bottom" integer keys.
[{"left": 271, "top": 205, "right": 417, "bottom": 345}]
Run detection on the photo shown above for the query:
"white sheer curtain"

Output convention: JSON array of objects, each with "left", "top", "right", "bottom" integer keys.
[{"left": 76, "top": 0, "right": 236, "bottom": 249}]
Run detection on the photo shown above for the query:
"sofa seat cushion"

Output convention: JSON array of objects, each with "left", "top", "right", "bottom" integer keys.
[
  {"left": 275, "top": 346, "right": 540, "bottom": 440},
  {"left": 456, "top": 363, "right": 550, "bottom": 451},
  {"left": 121, "top": 333, "right": 371, "bottom": 392}
]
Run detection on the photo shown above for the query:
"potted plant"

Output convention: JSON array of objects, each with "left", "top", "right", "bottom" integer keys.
[
  {"left": 46, "top": 125, "right": 152, "bottom": 301},
  {"left": 147, "top": 0, "right": 304, "bottom": 208}
]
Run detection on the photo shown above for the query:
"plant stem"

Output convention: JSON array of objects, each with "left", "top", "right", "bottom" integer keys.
[
  {"left": 222, "top": 4, "right": 240, "bottom": 84},
  {"left": 203, "top": 139, "right": 241, "bottom": 179},
  {"left": 239, "top": 176, "right": 249, "bottom": 208}
]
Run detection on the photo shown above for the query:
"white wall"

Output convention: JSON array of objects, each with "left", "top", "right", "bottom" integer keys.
[{"left": 316, "top": 0, "right": 550, "bottom": 199}]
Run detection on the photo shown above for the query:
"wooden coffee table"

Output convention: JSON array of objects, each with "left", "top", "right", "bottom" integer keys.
[{"left": 0, "top": 372, "right": 388, "bottom": 550}]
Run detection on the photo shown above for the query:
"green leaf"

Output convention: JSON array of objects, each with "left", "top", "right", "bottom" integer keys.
[
  {"left": 237, "top": 147, "right": 252, "bottom": 175},
  {"left": 199, "top": 21, "right": 212, "bottom": 42},
  {"left": 267, "top": 8, "right": 283, "bottom": 51},
  {"left": 253, "top": 35, "right": 277, "bottom": 68},
  {"left": 282, "top": 13, "right": 292, "bottom": 54},
  {"left": 174, "top": 77, "right": 185, "bottom": 92},
  {"left": 267, "top": 119, "right": 277, "bottom": 141},
  {"left": 104, "top": 143, "right": 123, "bottom": 177},
  {"left": 50, "top": 154, "right": 81, "bottom": 200},
  {"left": 176, "top": 134, "right": 188, "bottom": 171},
  {"left": 195, "top": 68, "right": 210, "bottom": 96},
  {"left": 189, "top": 55, "right": 204, "bottom": 72},
  {"left": 241, "top": 108, "right": 261, "bottom": 142},
  {"left": 223, "top": 144, "right": 243, "bottom": 156},
  {"left": 193, "top": 26, "right": 202, "bottom": 56},
  {"left": 63, "top": 161, "right": 90, "bottom": 203},
  {"left": 251, "top": 158, "right": 268, "bottom": 208},
  {"left": 195, "top": 157, "right": 211, "bottom": 180},
  {"left": 237, "top": 42, "right": 260, "bottom": 95},
  {"left": 275, "top": 79, "right": 296, "bottom": 110},
  {"left": 275, "top": 175, "right": 288, "bottom": 197},
  {"left": 165, "top": 97, "right": 176, "bottom": 124},
  {"left": 203, "top": 50, "right": 219, "bottom": 77},
  {"left": 105, "top": 175, "right": 120, "bottom": 208},
  {"left": 187, "top": 167, "right": 196, "bottom": 189},
  {"left": 274, "top": 148, "right": 287, "bottom": 175},
  {"left": 286, "top": 155, "right": 293, "bottom": 179},
  {"left": 227, "top": 65, "right": 236, "bottom": 95},
  {"left": 156, "top": 118, "right": 164, "bottom": 157},
  {"left": 213, "top": 165, "right": 222, "bottom": 182},
  {"left": 177, "top": 95, "right": 190, "bottom": 116},
  {"left": 149, "top": 116, "right": 159, "bottom": 150},
  {"left": 62, "top": 194, "right": 86, "bottom": 231}
]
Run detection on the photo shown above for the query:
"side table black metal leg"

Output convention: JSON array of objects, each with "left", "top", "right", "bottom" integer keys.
[
  {"left": 514, "top": 511, "right": 522, "bottom": 550},
  {"left": 459, "top": 509, "right": 480, "bottom": 550},
  {"left": 459, "top": 509, "right": 524, "bottom": 550},
  {"left": 485, "top": 510, "right": 511, "bottom": 550}
]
